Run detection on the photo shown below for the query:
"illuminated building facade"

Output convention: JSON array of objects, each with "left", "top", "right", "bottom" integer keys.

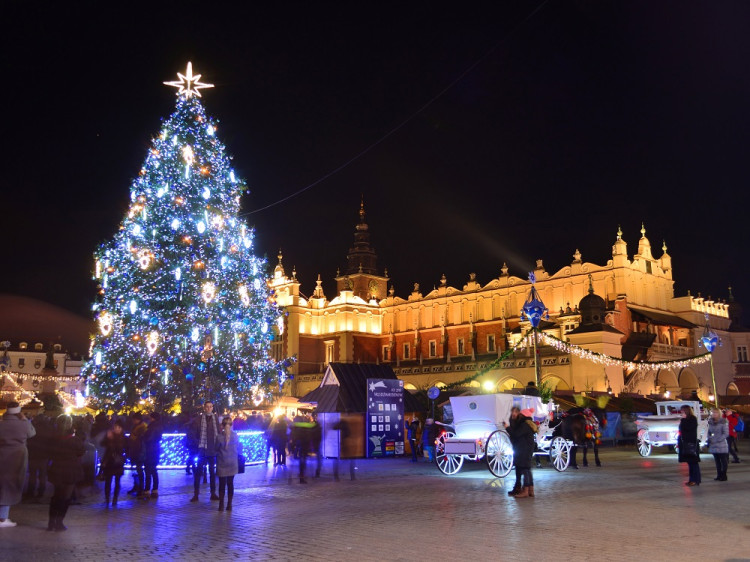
[{"left": 272, "top": 207, "right": 750, "bottom": 402}]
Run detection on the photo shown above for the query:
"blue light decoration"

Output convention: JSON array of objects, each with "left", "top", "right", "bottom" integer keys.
[
  {"left": 520, "top": 272, "right": 549, "bottom": 387},
  {"left": 520, "top": 272, "right": 549, "bottom": 328},
  {"left": 127, "top": 430, "right": 265, "bottom": 468},
  {"left": 699, "top": 313, "right": 721, "bottom": 407}
]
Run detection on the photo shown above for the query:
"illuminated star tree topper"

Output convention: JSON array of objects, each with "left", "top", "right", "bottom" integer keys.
[{"left": 163, "top": 61, "right": 214, "bottom": 99}]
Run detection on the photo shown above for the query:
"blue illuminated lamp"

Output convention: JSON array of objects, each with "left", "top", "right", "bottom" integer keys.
[
  {"left": 520, "top": 272, "right": 548, "bottom": 387},
  {"left": 699, "top": 313, "right": 721, "bottom": 407},
  {"left": 521, "top": 274, "right": 549, "bottom": 328}
]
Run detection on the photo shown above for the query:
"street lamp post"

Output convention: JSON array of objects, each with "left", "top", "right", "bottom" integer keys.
[
  {"left": 699, "top": 313, "right": 720, "bottom": 408},
  {"left": 521, "top": 272, "right": 549, "bottom": 387}
]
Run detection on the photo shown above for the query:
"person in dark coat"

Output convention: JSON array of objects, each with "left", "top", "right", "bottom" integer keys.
[
  {"left": 26, "top": 413, "right": 52, "bottom": 500},
  {"left": 142, "top": 412, "right": 163, "bottom": 498},
  {"left": 47, "top": 415, "right": 85, "bottom": 531},
  {"left": 678, "top": 404, "right": 701, "bottom": 486},
  {"left": 128, "top": 412, "right": 147, "bottom": 499},
  {"left": 0, "top": 402, "right": 36, "bottom": 527},
  {"left": 181, "top": 412, "right": 197, "bottom": 475},
  {"left": 310, "top": 414, "right": 323, "bottom": 478},
  {"left": 190, "top": 401, "right": 220, "bottom": 502},
  {"left": 504, "top": 407, "right": 538, "bottom": 498},
  {"left": 407, "top": 419, "right": 420, "bottom": 462},
  {"left": 421, "top": 418, "right": 438, "bottom": 462},
  {"left": 291, "top": 416, "right": 314, "bottom": 483},
  {"left": 101, "top": 420, "right": 127, "bottom": 507},
  {"left": 523, "top": 381, "right": 540, "bottom": 396},
  {"left": 271, "top": 416, "right": 289, "bottom": 466}
]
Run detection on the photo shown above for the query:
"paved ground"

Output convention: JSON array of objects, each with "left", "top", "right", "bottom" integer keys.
[{"left": 2, "top": 442, "right": 750, "bottom": 562}]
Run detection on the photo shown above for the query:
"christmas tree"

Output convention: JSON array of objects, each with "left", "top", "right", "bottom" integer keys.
[{"left": 83, "top": 63, "right": 288, "bottom": 411}]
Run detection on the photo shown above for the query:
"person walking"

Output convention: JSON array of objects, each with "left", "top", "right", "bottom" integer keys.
[
  {"left": 310, "top": 413, "right": 323, "bottom": 478},
  {"left": 271, "top": 415, "right": 289, "bottom": 467},
  {"left": 182, "top": 411, "right": 197, "bottom": 476},
  {"left": 215, "top": 416, "right": 239, "bottom": 511},
  {"left": 421, "top": 418, "right": 438, "bottom": 462},
  {"left": 128, "top": 412, "right": 147, "bottom": 499},
  {"left": 407, "top": 419, "right": 420, "bottom": 462},
  {"left": 292, "top": 416, "right": 314, "bottom": 483},
  {"left": 0, "top": 402, "right": 36, "bottom": 527},
  {"left": 504, "top": 407, "right": 538, "bottom": 498},
  {"left": 142, "top": 412, "right": 163, "bottom": 498},
  {"left": 678, "top": 405, "right": 701, "bottom": 486},
  {"left": 707, "top": 409, "right": 729, "bottom": 481},
  {"left": 47, "top": 415, "right": 85, "bottom": 531},
  {"left": 101, "top": 420, "right": 127, "bottom": 507},
  {"left": 25, "top": 413, "right": 51, "bottom": 500},
  {"left": 190, "top": 401, "right": 220, "bottom": 502},
  {"left": 724, "top": 409, "right": 742, "bottom": 463},
  {"left": 333, "top": 416, "right": 355, "bottom": 481}
]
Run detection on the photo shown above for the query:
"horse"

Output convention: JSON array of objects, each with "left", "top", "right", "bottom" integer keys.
[{"left": 552, "top": 406, "right": 608, "bottom": 468}]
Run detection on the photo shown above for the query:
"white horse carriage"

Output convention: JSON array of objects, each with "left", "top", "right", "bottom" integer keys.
[
  {"left": 436, "top": 393, "right": 569, "bottom": 476},
  {"left": 533, "top": 413, "right": 574, "bottom": 471},
  {"left": 635, "top": 400, "right": 709, "bottom": 456}
]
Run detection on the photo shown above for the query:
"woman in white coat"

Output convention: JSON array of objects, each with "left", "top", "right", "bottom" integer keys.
[
  {"left": 215, "top": 416, "right": 239, "bottom": 512},
  {"left": 0, "top": 402, "right": 36, "bottom": 527}
]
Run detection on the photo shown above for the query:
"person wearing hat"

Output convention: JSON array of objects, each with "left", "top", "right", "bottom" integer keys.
[
  {"left": 0, "top": 402, "right": 36, "bottom": 527},
  {"left": 523, "top": 381, "right": 540, "bottom": 396},
  {"left": 503, "top": 406, "right": 538, "bottom": 498}
]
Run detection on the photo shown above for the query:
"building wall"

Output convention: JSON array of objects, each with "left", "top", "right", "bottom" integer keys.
[{"left": 271, "top": 228, "right": 750, "bottom": 401}]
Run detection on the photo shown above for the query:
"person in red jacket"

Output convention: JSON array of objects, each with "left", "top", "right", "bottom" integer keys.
[{"left": 723, "top": 409, "right": 741, "bottom": 463}]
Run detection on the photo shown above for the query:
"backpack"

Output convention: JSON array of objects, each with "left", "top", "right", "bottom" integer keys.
[{"left": 735, "top": 416, "right": 744, "bottom": 433}]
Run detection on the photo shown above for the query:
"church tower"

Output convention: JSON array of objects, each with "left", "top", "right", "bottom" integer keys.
[{"left": 335, "top": 199, "right": 389, "bottom": 301}]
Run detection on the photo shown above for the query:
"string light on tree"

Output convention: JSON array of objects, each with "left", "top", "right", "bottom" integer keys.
[{"left": 82, "top": 62, "right": 292, "bottom": 410}]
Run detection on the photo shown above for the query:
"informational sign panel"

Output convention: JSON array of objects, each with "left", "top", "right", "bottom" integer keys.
[{"left": 366, "top": 378, "right": 405, "bottom": 458}]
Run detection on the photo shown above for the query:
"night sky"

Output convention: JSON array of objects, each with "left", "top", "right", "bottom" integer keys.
[{"left": 3, "top": 2, "right": 749, "bottom": 321}]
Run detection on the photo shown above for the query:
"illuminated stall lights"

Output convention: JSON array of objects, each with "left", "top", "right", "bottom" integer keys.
[{"left": 128, "top": 430, "right": 265, "bottom": 468}]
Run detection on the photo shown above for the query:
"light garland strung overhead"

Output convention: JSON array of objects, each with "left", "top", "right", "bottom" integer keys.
[{"left": 537, "top": 331, "right": 711, "bottom": 371}]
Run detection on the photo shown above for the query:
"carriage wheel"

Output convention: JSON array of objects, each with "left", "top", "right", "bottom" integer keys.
[
  {"left": 637, "top": 429, "right": 652, "bottom": 457},
  {"left": 485, "top": 430, "right": 514, "bottom": 477},
  {"left": 435, "top": 432, "right": 464, "bottom": 475},
  {"left": 549, "top": 436, "right": 571, "bottom": 472}
]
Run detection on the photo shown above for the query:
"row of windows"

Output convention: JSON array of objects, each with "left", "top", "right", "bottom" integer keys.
[{"left": 382, "top": 334, "right": 496, "bottom": 361}]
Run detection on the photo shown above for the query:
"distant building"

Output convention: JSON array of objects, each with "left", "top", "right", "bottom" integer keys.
[
  {"left": 0, "top": 341, "right": 84, "bottom": 408},
  {"left": 272, "top": 205, "right": 750, "bottom": 402}
]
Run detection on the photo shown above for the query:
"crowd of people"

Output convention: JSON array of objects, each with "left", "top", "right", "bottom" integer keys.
[
  {"left": 678, "top": 406, "right": 743, "bottom": 486},
  {"left": 1, "top": 397, "right": 746, "bottom": 529},
  {"left": 0, "top": 400, "right": 357, "bottom": 529}
]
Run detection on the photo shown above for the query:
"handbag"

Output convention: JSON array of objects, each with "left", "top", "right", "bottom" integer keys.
[
  {"left": 238, "top": 454, "right": 246, "bottom": 474},
  {"left": 682, "top": 441, "right": 697, "bottom": 457}
]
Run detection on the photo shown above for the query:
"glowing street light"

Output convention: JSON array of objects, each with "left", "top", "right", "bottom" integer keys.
[
  {"left": 699, "top": 313, "right": 720, "bottom": 408},
  {"left": 521, "top": 272, "right": 549, "bottom": 387}
]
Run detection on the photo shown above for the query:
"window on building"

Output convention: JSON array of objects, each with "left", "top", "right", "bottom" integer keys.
[
  {"left": 382, "top": 346, "right": 390, "bottom": 361},
  {"left": 738, "top": 346, "right": 748, "bottom": 363},
  {"left": 18, "top": 358, "right": 25, "bottom": 368},
  {"left": 457, "top": 338, "right": 465, "bottom": 355},
  {"left": 429, "top": 340, "right": 437, "bottom": 357},
  {"left": 487, "top": 334, "right": 496, "bottom": 352},
  {"left": 645, "top": 261, "right": 652, "bottom": 274},
  {"left": 403, "top": 343, "right": 410, "bottom": 359},
  {"left": 325, "top": 341, "right": 335, "bottom": 365}
]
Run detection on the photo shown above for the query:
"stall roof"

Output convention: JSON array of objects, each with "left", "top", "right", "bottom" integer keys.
[
  {"left": 628, "top": 306, "right": 695, "bottom": 329},
  {"left": 299, "top": 363, "right": 424, "bottom": 413}
]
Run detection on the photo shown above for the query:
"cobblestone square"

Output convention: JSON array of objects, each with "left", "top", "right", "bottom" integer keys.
[{"left": 2, "top": 444, "right": 749, "bottom": 561}]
